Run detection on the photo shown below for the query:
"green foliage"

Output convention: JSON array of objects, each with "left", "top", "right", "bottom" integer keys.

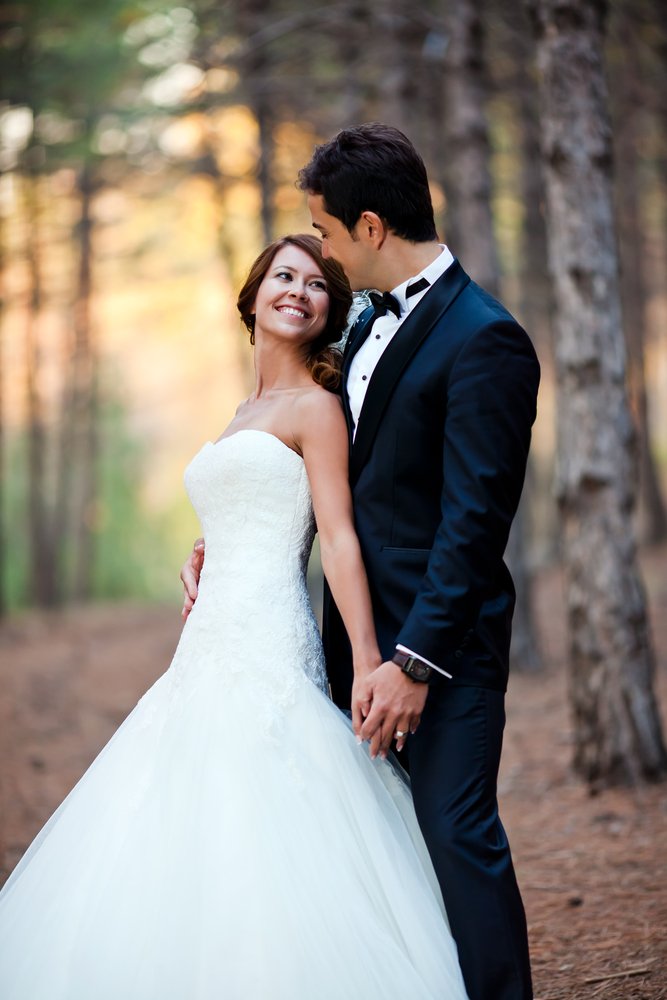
[
  {"left": 91, "top": 393, "right": 163, "bottom": 600},
  {"left": 2, "top": 439, "right": 30, "bottom": 610},
  {"left": 92, "top": 388, "right": 199, "bottom": 602},
  {"left": 2, "top": 382, "right": 189, "bottom": 609}
]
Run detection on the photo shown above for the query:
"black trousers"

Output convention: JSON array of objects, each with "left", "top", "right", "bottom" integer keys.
[{"left": 406, "top": 684, "right": 532, "bottom": 1000}]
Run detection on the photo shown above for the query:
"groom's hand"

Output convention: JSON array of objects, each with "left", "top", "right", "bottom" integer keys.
[
  {"left": 359, "top": 662, "right": 428, "bottom": 759},
  {"left": 180, "top": 537, "right": 205, "bottom": 620}
]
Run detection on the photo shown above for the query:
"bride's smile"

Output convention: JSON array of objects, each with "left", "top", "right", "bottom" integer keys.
[{"left": 252, "top": 244, "right": 330, "bottom": 346}]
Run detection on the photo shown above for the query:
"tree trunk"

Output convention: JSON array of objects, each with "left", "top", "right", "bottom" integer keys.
[
  {"left": 0, "top": 207, "right": 6, "bottom": 618},
  {"left": 610, "top": 14, "right": 667, "bottom": 544},
  {"left": 22, "top": 163, "right": 59, "bottom": 607},
  {"left": 238, "top": 0, "right": 276, "bottom": 245},
  {"left": 340, "top": 3, "right": 370, "bottom": 125},
  {"left": 377, "top": 0, "right": 422, "bottom": 137},
  {"left": 515, "top": 13, "right": 560, "bottom": 571},
  {"left": 71, "top": 156, "right": 97, "bottom": 600},
  {"left": 515, "top": 24, "right": 554, "bottom": 355},
  {"left": 528, "top": 0, "right": 667, "bottom": 785},
  {"left": 441, "top": 0, "right": 499, "bottom": 295}
]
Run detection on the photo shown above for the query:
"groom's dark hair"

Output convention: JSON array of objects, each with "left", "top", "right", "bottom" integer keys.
[{"left": 298, "top": 123, "right": 438, "bottom": 242}]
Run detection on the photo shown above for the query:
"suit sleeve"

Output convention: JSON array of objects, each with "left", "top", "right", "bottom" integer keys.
[{"left": 395, "top": 319, "right": 540, "bottom": 668}]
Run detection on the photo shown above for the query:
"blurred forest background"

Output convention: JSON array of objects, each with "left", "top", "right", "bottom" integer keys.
[{"left": 1, "top": 0, "right": 667, "bottom": 784}]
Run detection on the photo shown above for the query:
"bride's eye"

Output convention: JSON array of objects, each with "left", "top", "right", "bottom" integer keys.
[
  {"left": 276, "top": 270, "right": 292, "bottom": 281},
  {"left": 310, "top": 280, "right": 327, "bottom": 291}
]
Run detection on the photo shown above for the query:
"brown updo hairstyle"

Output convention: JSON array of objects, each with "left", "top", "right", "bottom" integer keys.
[{"left": 236, "top": 234, "right": 352, "bottom": 393}]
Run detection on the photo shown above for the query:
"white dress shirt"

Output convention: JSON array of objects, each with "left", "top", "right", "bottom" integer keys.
[
  {"left": 346, "top": 245, "right": 456, "bottom": 679},
  {"left": 347, "top": 245, "right": 455, "bottom": 435}
]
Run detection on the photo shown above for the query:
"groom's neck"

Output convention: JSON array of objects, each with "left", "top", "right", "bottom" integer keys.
[{"left": 373, "top": 238, "right": 443, "bottom": 292}]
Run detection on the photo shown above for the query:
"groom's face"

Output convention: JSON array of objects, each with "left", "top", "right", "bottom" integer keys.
[{"left": 307, "top": 194, "right": 373, "bottom": 292}]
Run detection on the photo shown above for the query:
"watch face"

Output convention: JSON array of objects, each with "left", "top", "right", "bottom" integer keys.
[{"left": 409, "top": 659, "right": 430, "bottom": 680}]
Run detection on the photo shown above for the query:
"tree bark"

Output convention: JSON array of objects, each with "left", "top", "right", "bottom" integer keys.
[
  {"left": 0, "top": 206, "right": 5, "bottom": 617},
  {"left": 71, "top": 156, "right": 97, "bottom": 600},
  {"left": 339, "top": 2, "right": 371, "bottom": 125},
  {"left": 441, "top": 0, "right": 499, "bottom": 295},
  {"left": 528, "top": 0, "right": 667, "bottom": 785},
  {"left": 22, "top": 163, "right": 59, "bottom": 607},
  {"left": 237, "top": 0, "right": 276, "bottom": 245},
  {"left": 610, "top": 10, "right": 667, "bottom": 544},
  {"left": 377, "top": 0, "right": 422, "bottom": 137}
]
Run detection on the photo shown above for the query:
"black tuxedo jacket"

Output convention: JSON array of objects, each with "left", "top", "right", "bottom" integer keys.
[{"left": 323, "top": 260, "right": 540, "bottom": 709}]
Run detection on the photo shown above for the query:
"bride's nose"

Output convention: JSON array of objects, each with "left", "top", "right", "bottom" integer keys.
[{"left": 289, "top": 284, "right": 309, "bottom": 300}]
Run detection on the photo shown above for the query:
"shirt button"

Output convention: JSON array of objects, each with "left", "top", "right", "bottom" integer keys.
[
  {"left": 362, "top": 375, "right": 367, "bottom": 381},
  {"left": 375, "top": 334, "right": 381, "bottom": 339}
]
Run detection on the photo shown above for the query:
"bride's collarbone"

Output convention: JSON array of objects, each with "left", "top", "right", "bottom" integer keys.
[{"left": 220, "top": 387, "right": 320, "bottom": 453}]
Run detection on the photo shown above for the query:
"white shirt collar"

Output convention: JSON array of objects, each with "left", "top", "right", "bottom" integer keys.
[{"left": 391, "top": 244, "right": 455, "bottom": 315}]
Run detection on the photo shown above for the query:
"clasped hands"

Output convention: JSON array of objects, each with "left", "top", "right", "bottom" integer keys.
[
  {"left": 352, "top": 662, "right": 428, "bottom": 759},
  {"left": 180, "top": 538, "right": 427, "bottom": 759}
]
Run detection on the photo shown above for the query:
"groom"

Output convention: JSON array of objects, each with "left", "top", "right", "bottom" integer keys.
[{"left": 299, "top": 123, "right": 538, "bottom": 1000}]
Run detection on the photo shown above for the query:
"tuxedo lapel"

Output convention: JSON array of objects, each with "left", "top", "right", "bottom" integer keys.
[
  {"left": 343, "top": 306, "right": 375, "bottom": 369},
  {"left": 340, "top": 306, "right": 375, "bottom": 445},
  {"left": 349, "top": 260, "right": 470, "bottom": 485}
]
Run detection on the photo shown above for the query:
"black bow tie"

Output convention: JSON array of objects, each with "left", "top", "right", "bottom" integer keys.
[
  {"left": 369, "top": 290, "right": 401, "bottom": 319},
  {"left": 406, "top": 277, "right": 430, "bottom": 298},
  {"left": 368, "top": 278, "right": 430, "bottom": 320}
]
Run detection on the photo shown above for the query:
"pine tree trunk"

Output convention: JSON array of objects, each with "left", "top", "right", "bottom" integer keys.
[
  {"left": 515, "top": 18, "right": 560, "bottom": 571},
  {"left": 528, "top": 0, "right": 667, "bottom": 785},
  {"left": 71, "top": 157, "right": 97, "bottom": 600},
  {"left": 340, "top": 3, "right": 368, "bottom": 124},
  {"left": 515, "top": 26, "right": 554, "bottom": 354},
  {"left": 377, "top": 0, "right": 421, "bottom": 136},
  {"left": 0, "top": 208, "right": 6, "bottom": 618},
  {"left": 441, "top": 0, "right": 499, "bottom": 295},
  {"left": 22, "top": 164, "right": 59, "bottom": 608},
  {"left": 611, "top": 15, "right": 667, "bottom": 544},
  {"left": 238, "top": 0, "right": 275, "bottom": 245}
]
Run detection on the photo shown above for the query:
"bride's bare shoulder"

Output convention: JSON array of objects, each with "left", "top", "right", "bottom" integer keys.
[
  {"left": 291, "top": 386, "right": 346, "bottom": 450},
  {"left": 293, "top": 384, "right": 343, "bottom": 418}
]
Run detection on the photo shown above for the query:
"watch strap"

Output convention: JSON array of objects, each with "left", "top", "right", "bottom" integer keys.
[{"left": 392, "top": 649, "right": 433, "bottom": 683}]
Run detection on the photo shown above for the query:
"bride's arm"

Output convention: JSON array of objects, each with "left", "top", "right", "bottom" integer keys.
[{"left": 295, "top": 391, "right": 382, "bottom": 722}]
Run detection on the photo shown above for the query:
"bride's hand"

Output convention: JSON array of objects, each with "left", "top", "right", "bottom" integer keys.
[
  {"left": 351, "top": 653, "right": 380, "bottom": 740},
  {"left": 180, "top": 537, "right": 205, "bottom": 620}
]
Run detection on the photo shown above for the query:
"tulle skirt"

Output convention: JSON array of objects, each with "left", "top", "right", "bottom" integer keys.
[{"left": 0, "top": 659, "right": 468, "bottom": 999}]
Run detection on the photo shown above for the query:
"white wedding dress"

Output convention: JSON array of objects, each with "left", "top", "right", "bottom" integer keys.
[{"left": 0, "top": 429, "right": 468, "bottom": 1000}]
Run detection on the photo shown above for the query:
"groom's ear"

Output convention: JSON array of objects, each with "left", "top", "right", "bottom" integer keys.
[{"left": 356, "top": 211, "right": 389, "bottom": 250}]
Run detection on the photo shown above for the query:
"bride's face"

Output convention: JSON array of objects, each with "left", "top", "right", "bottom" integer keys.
[{"left": 252, "top": 245, "right": 330, "bottom": 346}]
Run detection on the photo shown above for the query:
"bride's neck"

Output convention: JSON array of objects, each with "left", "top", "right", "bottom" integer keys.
[{"left": 253, "top": 341, "right": 311, "bottom": 397}]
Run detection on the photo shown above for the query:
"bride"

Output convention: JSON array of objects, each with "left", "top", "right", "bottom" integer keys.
[{"left": 0, "top": 234, "right": 468, "bottom": 1000}]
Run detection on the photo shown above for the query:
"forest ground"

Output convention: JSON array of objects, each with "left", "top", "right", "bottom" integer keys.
[{"left": 1, "top": 547, "right": 666, "bottom": 1000}]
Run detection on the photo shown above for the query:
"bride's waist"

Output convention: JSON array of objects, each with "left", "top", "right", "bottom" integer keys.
[
  {"left": 191, "top": 574, "right": 314, "bottom": 620},
  {"left": 197, "top": 566, "right": 307, "bottom": 597}
]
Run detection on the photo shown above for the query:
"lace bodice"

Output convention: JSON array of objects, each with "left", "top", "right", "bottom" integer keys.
[{"left": 175, "top": 430, "right": 327, "bottom": 720}]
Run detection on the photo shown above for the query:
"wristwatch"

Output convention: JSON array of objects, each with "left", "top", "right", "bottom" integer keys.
[{"left": 392, "top": 649, "right": 433, "bottom": 683}]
